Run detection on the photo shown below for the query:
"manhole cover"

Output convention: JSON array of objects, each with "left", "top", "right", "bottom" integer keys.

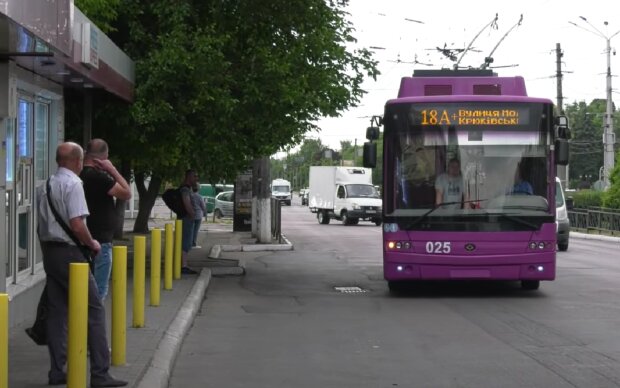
[{"left": 334, "top": 286, "right": 367, "bottom": 293}]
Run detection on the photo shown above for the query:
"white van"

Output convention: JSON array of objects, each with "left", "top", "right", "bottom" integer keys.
[
  {"left": 555, "top": 177, "right": 570, "bottom": 251},
  {"left": 271, "top": 178, "right": 292, "bottom": 206},
  {"left": 309, "top": 166, "right": 382, "bottom": 225}
]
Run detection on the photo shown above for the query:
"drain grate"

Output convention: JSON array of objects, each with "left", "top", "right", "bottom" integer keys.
[{"left": 334, "top": 286, "right": 367, "bottom": 294}]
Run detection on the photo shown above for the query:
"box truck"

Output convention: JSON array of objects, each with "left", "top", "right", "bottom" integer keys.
[
  {"left": 271, "top": 178, "right": 292, "bottom": 205},
  {"left": 309, "top": 166, "right": 382, "bottom": 225}
]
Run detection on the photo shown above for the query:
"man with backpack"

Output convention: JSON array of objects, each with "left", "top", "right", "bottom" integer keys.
[{"left": 179, "top": 169, "right": 199, "bottom": 274}]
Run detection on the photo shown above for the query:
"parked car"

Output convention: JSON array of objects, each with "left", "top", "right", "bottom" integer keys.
[
  {"left": 213, "top": 191, "right": 234, "bottom": 219},
  {"left": 199, "top": 183, "right": 233, "bottom": 213},
  {"left": 555, "top": 177, "right": 570, "bottom": 251}
]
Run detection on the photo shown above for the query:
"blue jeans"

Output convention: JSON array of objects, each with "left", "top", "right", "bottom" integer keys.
[
  {"left": 192, "top": 219, "right": 201, "bottom": 246},
  {"left": 182, "top": 218, "right": 195, "bottom": 253},
  {"left": 94, "top": 242, "right": 113, "bottom": 300}
]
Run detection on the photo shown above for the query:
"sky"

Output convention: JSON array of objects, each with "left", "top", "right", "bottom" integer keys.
[{"left": 304, "top": 0, "right": 620, "bottom": 151}]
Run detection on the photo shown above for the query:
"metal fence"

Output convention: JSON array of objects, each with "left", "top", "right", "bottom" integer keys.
[
  {"left": 568, "top": 207, "right": 620, "bottom": 236},
  {"left": 271, "top": 198, "right": 283, "bottom": 243}
]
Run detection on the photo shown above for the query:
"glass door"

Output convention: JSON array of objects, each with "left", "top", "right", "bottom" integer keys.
[
  {"left": 5, "top": 118, "right": 15, "bottom": 281},
  {"left": 34, "top": 100, "right": 50, "bottom": 265},
  {"left": 15, "top": 98, "right": 35, "bottom": 276}
]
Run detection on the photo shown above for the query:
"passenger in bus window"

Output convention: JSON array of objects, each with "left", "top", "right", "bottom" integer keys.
[
  {"left": 509, "top": 163, "right": 533, "bottom": 195},
  {"left": 435, "top": 158, "right": 466, "bottom": 209}
]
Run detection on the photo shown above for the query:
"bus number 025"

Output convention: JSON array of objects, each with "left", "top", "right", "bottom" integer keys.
[{"left": 425, "top": 241, "right": 451, "bottom": 254}]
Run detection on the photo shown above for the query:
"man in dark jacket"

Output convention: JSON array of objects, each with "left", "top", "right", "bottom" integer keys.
[{"left": 81, "top": 138, "right": 132, "bottom": 299}]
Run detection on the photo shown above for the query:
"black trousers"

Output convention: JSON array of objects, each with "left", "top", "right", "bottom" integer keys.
[{"left": 39, "top": 242, "right": 110, "bottom": 380}]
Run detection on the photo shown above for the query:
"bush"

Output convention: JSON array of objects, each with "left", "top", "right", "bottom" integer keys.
[
  {"left": 571, "top": 190, "right": 604, "bottom": 208},
  {"left": 602, "top": 155, "right": 620, "bottom": 209}
]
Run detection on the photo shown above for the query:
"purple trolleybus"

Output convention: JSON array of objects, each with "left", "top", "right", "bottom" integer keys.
[{"left": 363, "top": 69, "right": 570, "bottom": 291}]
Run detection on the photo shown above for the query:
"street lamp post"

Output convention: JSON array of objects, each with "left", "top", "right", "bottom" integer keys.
[{"left": 571, "top": 17, "right": 620, "bottom": 187}]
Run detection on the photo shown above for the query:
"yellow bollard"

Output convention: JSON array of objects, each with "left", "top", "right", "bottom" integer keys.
[
  {"left": 67, "top": 263, "right": 89, "bottom": 388},
  {"left": 0, "top": 294, "right": 8, "bottom": 388},
  {"left": 174, "top": 220, "right": 182, "bottom": 279},
  {"left": 111, "top": 246, "right": 127, "bottom": 366},
  {"left": 133, "top": 236, "right": 146, "bottom": 328},
  {"left": 150, "top": 228, "right": 162, "bottom": 306},
  {"left": 164, "top": 224, "right": 173, "bottom": 290}
]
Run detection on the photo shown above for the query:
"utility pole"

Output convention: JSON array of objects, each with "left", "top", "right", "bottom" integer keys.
[
  {"left": 570, "top": 17, "right": 619, "bottom": 188},
  {"left": 555, "top": 43, "right": 568, "bottom": 189},
  {"left": 556, "top": 43, "right": 564, "bottom": 114},
  {"left": 603, "top": 34, "right": 616, "bottom": 188},
  {"left": 252, "top": 157, "right": 271, "bottom": 243}
]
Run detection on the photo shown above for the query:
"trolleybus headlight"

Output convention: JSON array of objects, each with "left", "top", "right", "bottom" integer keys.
[
  {"left": 529, "top": 242, "right": 537, "bottom": 250},
  {"left": 537, "top": 265, "right": 544, "bottom": 272},
  {"left": 404, "top": 242, "right": 411, "bottom": 249},
  {"left": 395, "top": 242, "right": 402, "bottom": 249},
  {"left": 388, "top": 241, "right": 396, "bottom": 249},
  {"left": 397, "top": 265, "right": 404, "bottom": 272},
  {"left": 538, "top": 242, "right": 545, "bottom": 250}
]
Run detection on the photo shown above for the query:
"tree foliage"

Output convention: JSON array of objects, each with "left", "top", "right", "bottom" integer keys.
[
  {"left": 75, "top": 0, "right": 120, "bottom": 33},
  {"left": 271, "top": 138, "right": 337, "bottom": 190},
  {"left": 571, "top": 190, "right": 604, "bottom": 208},
  {"left": 602, "top": 151, "right": 620, "bottom": 209},
  {"left": 74, "top": 0, "right": 379, "bottom": 232},
  {"left": 564, "top": 100, "right": 606, "bottom": 185}
]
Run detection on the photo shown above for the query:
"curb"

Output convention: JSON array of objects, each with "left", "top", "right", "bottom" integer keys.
[
  {"left": 135, "top": 269, "right": 211, "bottom": 388},
  {"left": 208, "top": 234, "right": 293, "bottom": 258},
  {"left": 570, "top": 231, "right": 620, "bottom": 243}
]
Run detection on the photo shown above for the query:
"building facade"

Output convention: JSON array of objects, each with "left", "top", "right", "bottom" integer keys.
[{"left": 0, "top": 0, "right": 134, "bottom": 327}]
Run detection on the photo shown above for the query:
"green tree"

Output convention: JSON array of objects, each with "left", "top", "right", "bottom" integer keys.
[
  {"left": 71, "top": 0, "right": 379, "bottom": 233},
  {"left": 602, "top": 151, "right": 620, "bottom": 209},
  {"left": 75, "top": 0, "right": 120, "bottom": 33},
  {"left": 565, "top": 100, "right": 606, "bottom": 184}
]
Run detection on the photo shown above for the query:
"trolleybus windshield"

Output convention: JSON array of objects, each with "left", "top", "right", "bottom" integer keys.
[{"left": 384, "top": 101, "right": 554, "bottom": 231}]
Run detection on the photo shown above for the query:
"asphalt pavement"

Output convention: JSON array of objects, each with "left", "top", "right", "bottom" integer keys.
[{"left": 6, "top": 200, "right": 617, "bottom": 387}]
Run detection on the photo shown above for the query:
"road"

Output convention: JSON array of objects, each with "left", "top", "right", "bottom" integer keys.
[{"left": 170, "top": 198, "right": 620, "bottom": 388}]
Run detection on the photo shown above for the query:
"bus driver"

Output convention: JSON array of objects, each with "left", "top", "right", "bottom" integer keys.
[{"left": 435, "top": 158, "right": 466, "bottom": 209}]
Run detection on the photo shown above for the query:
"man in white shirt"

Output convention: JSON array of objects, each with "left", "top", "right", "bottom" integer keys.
[
  {"left": 435, "top": 158, "right": 465, "bottom": 210},
  {"left": 34, "top": 142, "right": 127, "bottom": 387}
]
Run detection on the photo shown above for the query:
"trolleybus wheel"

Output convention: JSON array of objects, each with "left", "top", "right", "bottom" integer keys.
[
  {"left": 388, "top": 281, "right": 407, "bottom": 294},
  {"left": 521, "top": 280, "right": 540, "bottom": 290}
]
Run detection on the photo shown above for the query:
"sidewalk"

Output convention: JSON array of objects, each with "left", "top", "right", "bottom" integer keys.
[{"left": 7, "top": 217, "right": 291, "bottom": 387}]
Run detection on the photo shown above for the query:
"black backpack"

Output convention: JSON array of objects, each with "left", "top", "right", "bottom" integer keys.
[{"left": 162, "top": 186, "right": 188, "bottom": 217}]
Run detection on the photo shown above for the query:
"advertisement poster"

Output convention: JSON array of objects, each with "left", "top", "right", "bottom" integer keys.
[{"left": 233, "top": 169, "right": 252, "bottom": 231}]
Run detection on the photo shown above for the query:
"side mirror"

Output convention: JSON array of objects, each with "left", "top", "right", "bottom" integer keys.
[
  {"left": 555, "top": 116, "right": 568, "bottom": 127},
  {"left": 555, "top": 115, "right": 571, "bottom": 139},
  {"left": 363, "top": 142, "right": 376, "bottom": 168},
  {"left": 366, "top": 126, "right": 380, "bottom": 141},
  {"left": 565, "top": 196, "right": 574, "bottom": 210},
  {"left": 555, "top": 139, "right": 569, "bottom": 165}
]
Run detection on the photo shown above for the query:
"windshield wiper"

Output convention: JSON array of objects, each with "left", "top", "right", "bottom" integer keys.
[{"left": 404, "top": 199, "right": 487, "bottom": 228}]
